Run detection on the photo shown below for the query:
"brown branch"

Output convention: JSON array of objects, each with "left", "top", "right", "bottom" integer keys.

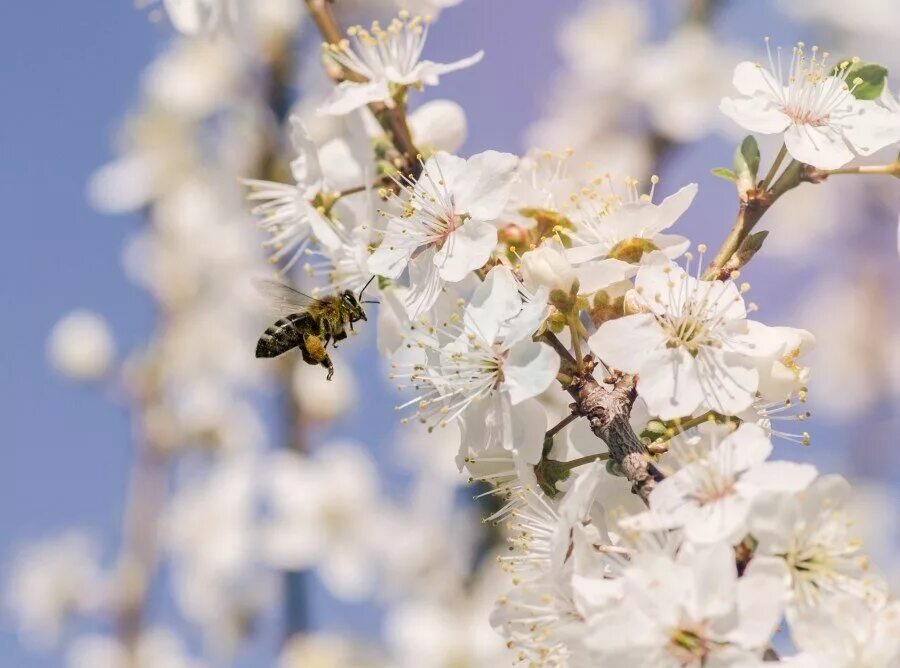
[{"left": 539, "top": 332, "right": 661, "bottom": 501}]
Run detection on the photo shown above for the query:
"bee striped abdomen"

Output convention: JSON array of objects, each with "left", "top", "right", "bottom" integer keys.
[{"left": 256, "top": 314, "right": 306, "bottom": 358}]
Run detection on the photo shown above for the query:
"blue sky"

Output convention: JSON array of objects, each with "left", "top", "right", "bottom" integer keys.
[{"left": 1, "top": 1, "right": 887, "bottom": 666}]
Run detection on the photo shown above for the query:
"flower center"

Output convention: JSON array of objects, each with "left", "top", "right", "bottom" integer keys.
[
  {"left": 668, "top": 624, "right": 710, "bottom": 662},
  {"left": 662, "top": 313, "right": 712, "bottom": 353}
]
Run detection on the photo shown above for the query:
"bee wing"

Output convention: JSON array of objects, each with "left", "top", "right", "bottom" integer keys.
[{"left": 254, "top": 279, "right": 324, "bottom": 317}]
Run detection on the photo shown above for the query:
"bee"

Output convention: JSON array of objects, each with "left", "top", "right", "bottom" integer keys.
[{"left": 254, "top": 277, "right": 376, "bottom": 380}]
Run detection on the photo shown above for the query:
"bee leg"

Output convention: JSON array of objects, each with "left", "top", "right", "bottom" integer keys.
[
  {"left": 302, "top": 334, "right": 327, "bottom": 365},
  {"left": 323, "top": 354, "right": 334, "bottom": 381}
]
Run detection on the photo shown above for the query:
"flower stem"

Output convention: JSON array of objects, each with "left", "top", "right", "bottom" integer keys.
[
  {"left": 760, "top": 143, "right": 787, "bottom": 192},
  {"left": 704, "top": 159, "right": 803, "bottom": 280},
  {"left": 816, "top": 161, "right": 900, "bottom": 177},
  {"left": 559, "top": 452, "right": 610, "bottom": 471},
  {"left": 546, "top": 412, "right": 580, "bottom": 441},
  {"left": 569, "top": 316, "right": 584, "bottom": 371}
]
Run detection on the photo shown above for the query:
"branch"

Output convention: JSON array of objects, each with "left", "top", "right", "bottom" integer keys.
[
  {"left": 704, "top": 159, "right": 803, "bottom": 280},
  {"left": 539, "top": 332, "right": 662, "bottom": 501}
]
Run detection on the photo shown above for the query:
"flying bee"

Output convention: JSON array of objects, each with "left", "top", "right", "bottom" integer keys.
[{"left": 254, "top": 277, "right": 377, "bottom": 380}]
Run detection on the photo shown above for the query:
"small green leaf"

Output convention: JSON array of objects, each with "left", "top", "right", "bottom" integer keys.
[
  {"left": 733, "top": 135, "right": 760, "bottom": 185},
  {"left": 740, "top": 136, "right": 761, "bottom": 175},
  {"left": 833, "top": 61, "right": 888, "bottom": 100},
  {"left": 711, "top": 167, "right": 738, "bottom": 182}
]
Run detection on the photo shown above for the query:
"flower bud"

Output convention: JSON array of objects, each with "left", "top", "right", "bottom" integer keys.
[
  {"left": 47, "top": 311, "right": 115, "bottom": 381},
  {"left": 521, "top": 245, "right": 576, "bottom": 294}
]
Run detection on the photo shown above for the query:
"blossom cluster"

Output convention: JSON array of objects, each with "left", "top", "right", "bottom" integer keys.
[{"left": 8, "top": 1, "right": 900, "bottom": 667}]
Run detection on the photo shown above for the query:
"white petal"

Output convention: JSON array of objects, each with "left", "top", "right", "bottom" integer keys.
[
  {"left": 685, "top": 493, "right": 750, "bottom": 544},
  {"left": 302, "top": 202, "right": 342, "bottom": 251},
  {"left": 368, "top": 225, "right": 413, "bottom": 279},
  {"left": 433, "top": 219, "right": 497, "bottom": 282},
  {"left": 732, "top": 61, "right": 778, "bottom": 96},
  {"left": 317, "top": 138, "right": 366, "bottom": 191},
  {"left": 419, "top": 152, "right": 468, "bottom": 202},
  {"left": 694, "top": 348, "right": 758, "bottom": 416},
  {"left": 503, "top": 296, "right": 549, "bottom": 349},
  {"left": 740, "top": 461, "right": 817, "bottom": 494},
  {"left": 718, "top": 423, "right": 773, "bottom": 471},
  {"left": 840, "top": 100, "right": 900, "bottom": 156},
  {"left": 730, "top": 570, "right": 786, "bottom": 648},
  {"left": 509, "top": 398, "right": 549, "bottom": 464},
  {"left": 653, "top": 183, "right": 698, "bottom": 231},
  {"left": 633, "top": 260, "right": 680, "bottom": 313},
  {"left": 747, "top": 493, "right": 799, "bottom": 555},
  {"left": 654, "top": 233, "right": 691, "bottom": 259},
  {"left": 404, "top": 248, "right": 444, "bottom": 318},
  {"left": 416, "top": 51, "right": 485, "bottom": 85},
  {"left": 784, "top": 123, "right": 854, "bottom": 170},
  {"left": 318, "top": 80, "right": 390, "bottom": 116},
  {"left": 588, "top": 313, "right": 667, "bottom": 373},
  {"left": 453, "top": 150, "right": 519, "bottom": 220},
  {"left": 565, "top": 242, "right": 607, "bottom": 264},
  {"left": 503, "top": 341, "right": 560, "bottom": 405},
  {"left": 288, "top": 116, "right": 324, "bottom": 188},
  {"left": 638, "top": 347, "right": 705, "bottom": 420},
  {"left": 603, "top": 183, "right": 696, "bottom": 240},
  {"left": 720, "top": 96, "right": 792, "bottom": 134},
  {"left": 575, "top": 259, "right": 635, "bottom": 294},
  {"left": 464, "top": 265, "right": 521, "bottom": 343},
  {"left": 691, "top": 543, "right": 738, "bottom": 621}
]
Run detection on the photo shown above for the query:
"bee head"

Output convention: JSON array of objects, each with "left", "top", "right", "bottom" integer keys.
[{"left": 341, "top": 290, "right": 367, "bottom": 321}]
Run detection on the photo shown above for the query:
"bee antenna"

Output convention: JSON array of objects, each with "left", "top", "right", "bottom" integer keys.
[
  {"left": 362, "top": 300, "right": 380, "bottom": 304},
  {"left": 358, "top": 275, "right": 376, "bottom": 301}
]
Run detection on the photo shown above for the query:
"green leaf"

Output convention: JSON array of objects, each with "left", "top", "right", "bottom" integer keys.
[
  {"left": 711, "top": 167, "right": 738, "bottom": 182},
  {"left": 733, "top": 135, "right": 760, "bottom": 184},
  {"left": 833, "top": 61, "right": 888, "bottom": 100}
]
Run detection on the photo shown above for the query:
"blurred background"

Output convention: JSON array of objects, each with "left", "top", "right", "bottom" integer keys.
[{"left": 2, "top": 0, "right": 898, "bottom": 666}]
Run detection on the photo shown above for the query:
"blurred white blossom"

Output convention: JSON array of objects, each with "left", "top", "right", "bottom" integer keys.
[{"left": 47, "top": 311, "right": 115, "bottom": 381}]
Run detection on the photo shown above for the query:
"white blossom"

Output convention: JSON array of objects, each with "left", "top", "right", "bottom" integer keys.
[
  {"left": 369, "top": 151, "right": 518, "bottom": 317},
  {"left": 586, "top": 542, "right": 785, "bottom": 666},
  {"left": 720, "top": 41, "right": 900, "bottom": 169},
  {"left": 6, "top": 532, "right": 103, "bottom": 647},
  {"left": 629, "top": 424, "right": 818, "bottom": 544},
  {"left": 393, "top": 266, "right": 558, "bottom": 463},
  {"left": 320, "top": 12, "right": 483, "bottom": 116},
  {"left": 243, "top": 117, "right": 346, "bottom": 271},
  {"left": 565, "top": 179, "right": 695, "bottom": 274},
  {"left": 67, "top": 628, "right": 205, "bottom": 668},
  {"left": 261, "top": 443, "right": 382, "bottom": 600},
  {"left": 47, "top": 311, "right": 116, "bottom": 381},
  {"left": 787, "top": 595, "right": 900, "bottom": 668},
  {"left": 746, "top": 475, "right": 885, "bottom": 612},
  {"left": 589, "top": 259, "right": 782, "bottom": 420},
  {"left": 160, "top": 0, "right": 240, "bottom": 36}
]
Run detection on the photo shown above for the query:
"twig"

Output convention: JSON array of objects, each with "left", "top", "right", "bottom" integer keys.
[
  {"left": 704, "top": 160, "right": 803, "bottom": 280},
  {"left": 546, "top": 412, "right": 580, "bottom": 441},
  {"left": 760, "top": 143, "right": 787, "bottom": 192},
  {"left": 805, "top": 161, "right": 900, "bottom": 179}
]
